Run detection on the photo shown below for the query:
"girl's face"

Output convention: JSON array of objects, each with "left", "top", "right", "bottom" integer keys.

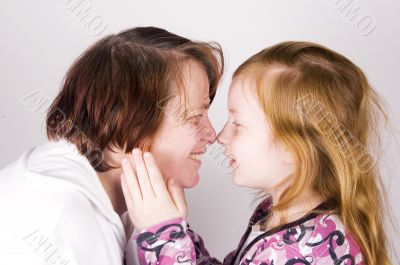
[
  {"left": 151, "top": 60, "right": 217, "bottom": 188},
  {"left": 217, "top": 76, "right": 296, "bottom": 192}
]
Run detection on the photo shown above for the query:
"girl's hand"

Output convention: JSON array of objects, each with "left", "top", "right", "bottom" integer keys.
[{"left": 120, "top": 148, "right": 187, "bottom": 231}]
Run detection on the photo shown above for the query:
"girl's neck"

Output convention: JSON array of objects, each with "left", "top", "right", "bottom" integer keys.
[{"left": 264, "top": 189, "right": 324, "bottom": 230}]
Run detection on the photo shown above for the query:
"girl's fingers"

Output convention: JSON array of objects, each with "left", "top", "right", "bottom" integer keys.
[
  {"left": 132, "top": 149, "right": 155, "bottom": 198},
  {"left": 167, "top": 179, "right": 187, "bottom": 219},
  {"left": 143, "top": 152, "right": 168, "bottom": 197},
  {"left": 121, "top": 157, "right": 142, "bottom": 202}
]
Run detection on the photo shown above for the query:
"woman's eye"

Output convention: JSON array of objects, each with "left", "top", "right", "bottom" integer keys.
[
  {"left": 191, "top": 119, "right": 201, "bottom": 126},
  {"left": 188, "top": 116, "right": 203, "bottom": 126}
]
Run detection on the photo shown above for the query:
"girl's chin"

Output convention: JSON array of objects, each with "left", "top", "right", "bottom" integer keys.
[
  {"left": 231, "top": 172, "right": 241, "bottom": 186},
  {"left": 232, "top": 172, "right": 252, "bottom": 188}
]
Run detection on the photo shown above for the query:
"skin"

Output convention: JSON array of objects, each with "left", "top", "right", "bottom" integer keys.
[
  {"left": 97, "top": 59, "right": 216, "bottom": 216},
  {"left": 121, "top": 150, "right": 186, "bottom": 231},
  {"left": 217, "top": 73, "right": 323, "bottom": 228},
  {"left": 151, "top": 60, "right": 216, "bottom": 188},
  {"left": 121, "top": 69, "right": 324, "bottom": 231},
  {"left": 217, "top": 76, "right": 296, "bottom": 192}
]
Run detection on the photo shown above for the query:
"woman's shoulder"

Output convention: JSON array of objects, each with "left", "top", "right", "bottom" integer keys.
[{"left": 243, "top": 212, "right": 364, "bottom": 265}]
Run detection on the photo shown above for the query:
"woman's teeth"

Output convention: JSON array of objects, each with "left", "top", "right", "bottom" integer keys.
[{"left": 190, "top": 154, "right": 203, "bottom": 161}]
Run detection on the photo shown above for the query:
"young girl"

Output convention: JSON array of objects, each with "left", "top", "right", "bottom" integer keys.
[{"left": 120, "top": 41, "right": 393, "bottom": 265}]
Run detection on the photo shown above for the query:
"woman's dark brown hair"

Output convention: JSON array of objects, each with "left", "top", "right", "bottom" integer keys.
[{"left": 46, "top": 26, "right": 224, "bottom": 172}]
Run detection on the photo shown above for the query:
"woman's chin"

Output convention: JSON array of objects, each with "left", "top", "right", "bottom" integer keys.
[{"left": 180, "top": 172, "right": 200, "bottom": 189}]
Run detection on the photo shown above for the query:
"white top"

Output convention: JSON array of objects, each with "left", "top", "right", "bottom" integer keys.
[{"left": 0, "top": 140, "right": 137, "bottom": 265}]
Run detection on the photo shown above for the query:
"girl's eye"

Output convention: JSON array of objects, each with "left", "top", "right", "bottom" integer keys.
[{"left": 232, "top": 121, "right": 241, "bottom": 127}]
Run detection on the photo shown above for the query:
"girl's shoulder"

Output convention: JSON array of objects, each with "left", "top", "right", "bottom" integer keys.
[{"left": 241, "top": 212, "right": 365, "bottom": 265}]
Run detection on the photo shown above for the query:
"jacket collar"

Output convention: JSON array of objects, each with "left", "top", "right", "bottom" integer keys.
[{"left": 249, "top": 196, "right": 273, "bottom": 226}]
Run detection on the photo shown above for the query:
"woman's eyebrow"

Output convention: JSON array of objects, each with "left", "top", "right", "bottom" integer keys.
[
  {"left": 186, "top": 98, "right": 211, "bottom": 117},
  {"left": 197, "top": 98, "right": 211, "bottom": 110},
  {"left": 187, "top": 114, "right": 203, "bottom": 120},
  {"left": 186, "top": 102, "right": 210, "bottom": 120}
]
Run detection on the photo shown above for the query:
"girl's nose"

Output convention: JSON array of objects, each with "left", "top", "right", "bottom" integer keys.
[{"left": 217, "top": 125, "right": 227, "bottom": 146}]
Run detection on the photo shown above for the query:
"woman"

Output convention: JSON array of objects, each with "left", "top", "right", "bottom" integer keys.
[{"left": 0, "top": 26, "right": 223, "bottom": 265}]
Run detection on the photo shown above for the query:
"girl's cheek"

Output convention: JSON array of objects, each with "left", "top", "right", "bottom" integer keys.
[
  {"left": 229, "top": 129, "right": 239, "bottom": 144},
  {"left": 231, "top": 131, "right": 245, "bottom": 152}
]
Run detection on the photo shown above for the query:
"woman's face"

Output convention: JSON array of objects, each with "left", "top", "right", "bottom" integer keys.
[
  {"left": 217, "top": 76, "right": 296, "bottom": 192},
  {"left": 151, "top": 60, "right": 217, "bottom": 188}
]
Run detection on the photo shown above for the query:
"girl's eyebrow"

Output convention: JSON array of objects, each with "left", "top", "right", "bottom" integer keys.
[{"left": 228, "top": 108, "right": 240, "bottom": 114}]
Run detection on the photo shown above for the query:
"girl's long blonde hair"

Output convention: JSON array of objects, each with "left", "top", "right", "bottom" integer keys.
[{"left": 234, "top": 41, "right": 392, "bottom": 265}]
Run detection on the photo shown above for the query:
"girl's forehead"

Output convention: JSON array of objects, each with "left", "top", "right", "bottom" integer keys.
[{"left": 228, "top": 77, "right": 259, "bottom": 110}]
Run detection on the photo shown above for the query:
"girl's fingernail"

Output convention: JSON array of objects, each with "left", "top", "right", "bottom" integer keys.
[
  {"left": 132, "top": 148, "right": 140, "bottom": 155},
  {"left": 143, "top": 152, "right": 151, "bottom": 158}
]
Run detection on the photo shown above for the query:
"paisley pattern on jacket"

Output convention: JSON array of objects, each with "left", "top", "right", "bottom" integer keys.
[{"left": 133, "top": 199, "right": 364, "bottom": 265}]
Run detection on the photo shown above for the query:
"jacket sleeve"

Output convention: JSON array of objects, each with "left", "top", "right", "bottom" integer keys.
[
  {"left": 134, "top": 218, "right": 230, "bottom": 265},
  {"left": 133, "top": 219, "right": 228, "bottom": 265},
  {"left": 133, "top": 217, "right": 196, "bottom": 265},
  {"left": 186, "top": 225, "right": 222, "bottom": 265}
]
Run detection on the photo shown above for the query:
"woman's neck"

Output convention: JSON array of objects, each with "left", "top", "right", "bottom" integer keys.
[
  {"left": 97, "top": 167, "right": 127, "bottom": 216},
  {"left": 95, "top": 147, "right": 129, "bottom": 216}
]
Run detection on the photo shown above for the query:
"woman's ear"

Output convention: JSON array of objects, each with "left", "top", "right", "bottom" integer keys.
[{"left": 138, "top": 137, "right": 153, "bottom": 153}]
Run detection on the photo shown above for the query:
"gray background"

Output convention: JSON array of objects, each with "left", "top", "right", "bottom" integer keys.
[{"left": 1, "top": 0, "right": 399, "bottom": 261}]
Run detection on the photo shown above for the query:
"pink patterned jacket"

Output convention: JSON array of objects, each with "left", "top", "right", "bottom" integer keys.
[{"left": 132, "top": 199, "right": 364, "bottom": 265}]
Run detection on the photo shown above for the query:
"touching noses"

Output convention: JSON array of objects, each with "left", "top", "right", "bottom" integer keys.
[
  {"left": 217, "top": 123, "right": 228, "bottom": 146},
  {"left": 193, "top": 116, "right": 217, "bottom": 145},
  {"left": 203, "top": 117, "right": 217, "bottom": 144}
]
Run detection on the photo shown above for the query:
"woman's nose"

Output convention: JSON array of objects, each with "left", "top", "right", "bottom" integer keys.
[{"left": 203, "top": 118, "right": 217, "bottom": 144}]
